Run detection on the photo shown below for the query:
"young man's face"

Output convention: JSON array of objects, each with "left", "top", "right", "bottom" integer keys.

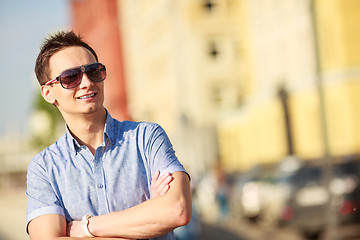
[{"left": 42, "top": 46, "right": 105, "bottom": 118}]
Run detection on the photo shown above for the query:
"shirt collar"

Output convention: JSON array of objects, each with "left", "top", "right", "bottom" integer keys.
[
  {"left": 104, "top": 110, "right": 116, "bottom": 145},
  {"left": 65, "top": 109, "right": 116, "bottom": 154},
  {"left": 65, "top": 126, "right": 80, "bottom": 154}
]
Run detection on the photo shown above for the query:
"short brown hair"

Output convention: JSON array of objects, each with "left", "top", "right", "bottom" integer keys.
[{"left": 35, "top": 30, "right": 98, "bottom": 85}]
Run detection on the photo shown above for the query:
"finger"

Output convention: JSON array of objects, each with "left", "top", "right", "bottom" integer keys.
[
  {"left": 152, "top": 172, "right": 169, "bottom": 189},
  {"left": 157, "top": 172, "right": 171, "bottom": 184},
  {"left": 152, "top": 170, "right": 160, "bottom": 182},
  {"left": 156, "top": 175, "right": 173, "bottom": 193},
  {"left": 162, "top": 175, "right": 173, "bottom": 185},
  {"left": 152, "top": 171, "right": 163, "bottom": 190},
  {"left": 160, "top": 184, "right": 170, "bottom": 196}
]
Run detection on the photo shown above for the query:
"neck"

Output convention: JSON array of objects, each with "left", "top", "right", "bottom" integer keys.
[{"left": 63, "top": 108, "right": 107, "bottom": 155}]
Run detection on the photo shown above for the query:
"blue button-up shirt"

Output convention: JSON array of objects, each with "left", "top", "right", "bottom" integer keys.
[{"left": 26, "top": 112, "right": 187, "bottom": 240}]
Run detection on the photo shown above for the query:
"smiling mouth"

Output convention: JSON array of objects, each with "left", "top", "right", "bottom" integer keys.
[{"left": 78, "top": 93, "right": 96, "bottom": 99}]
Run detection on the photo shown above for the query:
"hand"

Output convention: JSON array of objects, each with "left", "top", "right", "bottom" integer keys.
[
  {"left": 67, "top": 220, "right": 134, "bottom": 239},
  {"left": 150, "top": 171, "right": 173, "bottom": 198},
  {"left": 67, "top": 220, "right": 85, "bottom": 237}
]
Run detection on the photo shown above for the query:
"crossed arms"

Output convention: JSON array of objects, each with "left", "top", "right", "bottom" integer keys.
[{"left": 28, "top": 171, "right": 192, "bottom": 240}]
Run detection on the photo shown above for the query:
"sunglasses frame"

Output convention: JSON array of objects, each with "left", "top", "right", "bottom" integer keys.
[{"left": 44, "top": 62, "right": 106, "bottom": 89}]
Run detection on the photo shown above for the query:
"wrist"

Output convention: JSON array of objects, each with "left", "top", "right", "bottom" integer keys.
[{"left": 81, "top": 214, "right": 95, "bottom": 238}]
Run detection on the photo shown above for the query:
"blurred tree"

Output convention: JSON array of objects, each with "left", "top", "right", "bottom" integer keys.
[{"left": 30, "top": 92, "right": 64, "bottom": 150}]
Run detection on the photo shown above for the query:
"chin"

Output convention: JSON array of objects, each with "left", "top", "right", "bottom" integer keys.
[{"left": 83, "top": 105, "right": 105, "bottom": 114}]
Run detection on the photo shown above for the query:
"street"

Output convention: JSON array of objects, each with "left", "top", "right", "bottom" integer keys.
[
  {"left": 202, "top": 222, "right": 245, "bottom": 240},
  {"left": 201, "top": 221, "right": 305, "bottom": 240}
]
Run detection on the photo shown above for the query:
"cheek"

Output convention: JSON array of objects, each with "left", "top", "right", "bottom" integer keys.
[
  {"left": 53, "top": 90, "right": 75, "bottom": 104},
  {"left": 97, "top": 83, "right": 105, "bottom": 97}
]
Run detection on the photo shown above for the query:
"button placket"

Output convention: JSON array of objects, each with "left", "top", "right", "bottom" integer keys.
[
  {"left": 79, "top": 146, "right": 96, "bottom": 169},
  {"left": 94, "top": 146, "right": 109, "bottom": 215}
]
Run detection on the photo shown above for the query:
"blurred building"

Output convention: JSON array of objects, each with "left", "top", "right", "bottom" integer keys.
[
  {"left": 0, "top": 127, "right": 35, "bottom": 186},
  {"left": 218, "top": 0, "right": 360, "bottom": 172},
  {"left": 69, "top": 0, "right": 360, "bottom": 174},
  {"left": 71, "top": 0, "right": 129, "bottom": 121},
  {"left": 119, "top": 0, "right": 248, "bottom": 174},
  {"left": 314, "top": 0, "right": 360, "bottom": 155},
  {"left": 70, "top": 0, "right": 247, "bottom": 174},
  {"left": 218, "top": 0, "right": 318, "bottom": 171}
]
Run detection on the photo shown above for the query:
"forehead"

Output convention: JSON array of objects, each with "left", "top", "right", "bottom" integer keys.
[{"left": 49, "top": 46, "right": 97, "bottom": 77}]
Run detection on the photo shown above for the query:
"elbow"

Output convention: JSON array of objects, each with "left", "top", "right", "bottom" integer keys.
[
  {"left": 179, "top": 208, "right": 192, "bottom": 227},
  {"left": 173, "top": 197, "right": 192, "bottom": 227}
]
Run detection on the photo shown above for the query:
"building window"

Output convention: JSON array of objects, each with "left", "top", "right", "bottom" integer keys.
[
  {"left": 211, "top": 84, "right": 223, "bottom": 106},
  {"left": 208, "top": 41, "right": 219, "bottom": 59},
  {"left": 203, "top": 0, "right": 216, "bottom": 13}
]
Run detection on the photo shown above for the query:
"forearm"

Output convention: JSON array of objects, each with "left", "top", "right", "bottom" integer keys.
[
  {"left": 57, "top": 237, "right": 129, "bottom": 240},
  {"left": 33, "top": 234, "right": 132, "bottom": 239},
  {"left": 89, "top": 172, "right": 192, "bottom": 239},
  {"left": 91, "top": 197, "right": 187, "bottom": 238},
  {"left": 28, "top": 214, "right": 133, "bottom": 240}
]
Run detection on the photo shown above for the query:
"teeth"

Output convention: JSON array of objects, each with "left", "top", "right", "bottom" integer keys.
[{"left": 79, "top": 93, "right": 95, "bottom": 99}]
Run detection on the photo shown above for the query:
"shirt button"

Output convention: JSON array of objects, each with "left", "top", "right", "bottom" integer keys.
[{"left": 98, "top": 184, "right": 103, "bottom": 189}]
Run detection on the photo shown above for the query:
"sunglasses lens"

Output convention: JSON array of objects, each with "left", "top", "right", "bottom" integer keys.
[
  {"left": 60, "top": 69, "right": 82, "bottom": 89},
  {"left": 85, "top": 63, "right": 106, "bottom": 82},
  {"left": 56, "top": 63, "right": 106, "bottom": 89}
]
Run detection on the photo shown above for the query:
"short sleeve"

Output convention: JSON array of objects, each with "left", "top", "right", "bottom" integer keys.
[
  {"left": 26, "top": 155, "right": 65, "bottom": 232},
  {"left": 145, "top": 124, "right": 189, "bottom": 179}
]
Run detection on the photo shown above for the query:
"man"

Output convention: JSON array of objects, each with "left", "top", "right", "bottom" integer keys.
[{"left": 26, "top": 30, "right": 192, "bottom": 240}]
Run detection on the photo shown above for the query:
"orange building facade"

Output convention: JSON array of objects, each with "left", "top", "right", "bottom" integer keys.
[{"left": 71, "top": 0, "right": 129, "bottom": 121}]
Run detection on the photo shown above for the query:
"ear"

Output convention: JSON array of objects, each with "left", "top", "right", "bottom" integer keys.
[{"left": 41, "top": 85, "right": 57, "bottom": 105}]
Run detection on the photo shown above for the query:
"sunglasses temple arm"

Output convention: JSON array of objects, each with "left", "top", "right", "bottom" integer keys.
[{"left": 44, "top": 78, "right": 58, "bottom": 86}]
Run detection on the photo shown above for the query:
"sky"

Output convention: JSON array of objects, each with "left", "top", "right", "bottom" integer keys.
[{"left": 0, "top": 0, "right": 69, "bottom": 136}]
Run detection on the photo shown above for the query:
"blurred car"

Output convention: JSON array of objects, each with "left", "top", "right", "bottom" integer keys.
[
  {"left": 230, "top": 162, "right": 286, "bottom": 224},
  {"left": 229, "top": 156, "right": 303, "bottom": 226},
  {"left": 278, "top": 157, "right": 360, "bottom": 238}
]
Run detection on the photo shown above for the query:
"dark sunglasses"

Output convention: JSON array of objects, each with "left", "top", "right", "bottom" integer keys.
[{"left": 44, "top": 62, "right": 106, "bottom": 89}]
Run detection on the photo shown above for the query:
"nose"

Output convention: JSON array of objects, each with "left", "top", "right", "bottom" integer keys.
[{"left": 79, "top": 72, "right": 93, "bottom": 88}]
